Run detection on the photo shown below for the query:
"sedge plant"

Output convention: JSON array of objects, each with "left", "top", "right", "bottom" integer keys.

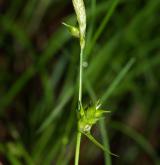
[{"left": 63, "top": 0, "right": 117, "bottom": 164}]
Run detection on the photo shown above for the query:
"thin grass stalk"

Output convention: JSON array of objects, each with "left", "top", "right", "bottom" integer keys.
[
  {"left": 75, "top": 46, "right": 85, "bottom": 165},
  {"left": 78, "top": 48, "right": 83, "bottom": 102},
  {"left": 72, "top": 0, "right": 86, "bottom": 164},
  {"left": 100, "top": 119, "right": 111, "bottom": 165}
]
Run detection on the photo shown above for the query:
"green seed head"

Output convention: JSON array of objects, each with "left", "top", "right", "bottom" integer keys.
[{"left": 62, "top": 22, "right": 80, "bottom": 38}]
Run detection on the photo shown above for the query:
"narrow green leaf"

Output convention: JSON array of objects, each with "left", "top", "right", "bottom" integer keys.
[{"left": 84, "top": 133, "right": 118, "bottom": 157}]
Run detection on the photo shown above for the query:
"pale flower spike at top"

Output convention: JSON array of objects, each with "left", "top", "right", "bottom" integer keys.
[{"left": 72, "top": 0, "right": 86, "bottom": 49}]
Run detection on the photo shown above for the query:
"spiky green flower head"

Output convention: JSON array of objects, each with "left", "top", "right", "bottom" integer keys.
[
  {"left": 78, "top": 101, "right": 110, "bottom": 134},
  {"left": 78, "top": 102, "right": 119, "bottom": 157}
]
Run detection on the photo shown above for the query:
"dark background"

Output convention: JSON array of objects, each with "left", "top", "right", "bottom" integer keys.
[{"left": 0, "top": 0, "right": 160, "bottom": 164}]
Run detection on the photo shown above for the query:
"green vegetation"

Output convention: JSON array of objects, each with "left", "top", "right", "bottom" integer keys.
[{"left": 0, "top": 0, "right": 160, "bottom": 164}]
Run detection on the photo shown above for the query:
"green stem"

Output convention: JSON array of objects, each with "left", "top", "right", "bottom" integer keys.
[
  {"left": 78, "top": 47, "right": 83, "bottom": 102},
  {"left": 75, "top": 132, "right": 82, "bottom": 165},
  {"left": 75, "top": 47, "right": 84, "bottom": 165}
]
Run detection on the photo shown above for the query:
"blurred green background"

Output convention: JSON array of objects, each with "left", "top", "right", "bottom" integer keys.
[{"left": 0, "top": 0, "right": 160, "bottom": 164}]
